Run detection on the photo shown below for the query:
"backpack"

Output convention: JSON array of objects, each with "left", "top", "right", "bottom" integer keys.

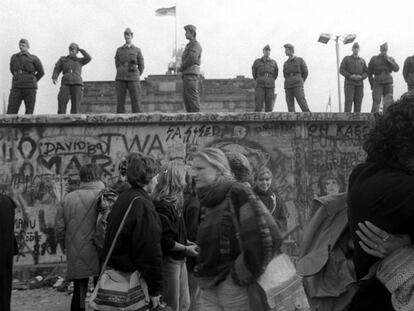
[{"left": 92, "top": 187, "right": 119, "bottom": 253}]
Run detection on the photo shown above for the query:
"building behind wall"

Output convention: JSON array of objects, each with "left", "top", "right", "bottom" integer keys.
[{"left": 80, "top": 74, "right": 256, "bottom": 113}]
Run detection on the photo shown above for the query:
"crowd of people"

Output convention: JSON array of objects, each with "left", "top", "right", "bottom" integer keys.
[
  {"left": 35, "top": 148, "right": 286, "bottom": 311},
  {"left": 8, "top": 23, "right": 414, "bottom": 115}
]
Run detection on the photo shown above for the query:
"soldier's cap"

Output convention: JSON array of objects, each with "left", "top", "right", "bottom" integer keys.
[
  {"left": 380, "top": 42, "right": 388, "bottom": 51},
  {"left": 352, "top": 42, "right": 360, "bottom": 49},
  {"left": 263, "top": 45, "right": 271, "bottom": 51},
  {"left": 19, "top": 38, "right": 29, "bottom": 47},
  {"left": 284, "top": 43, "right": 294, "bottom": 50},
  {"left": 68, "top": 42, "right": 79, "bottom": 50},
  {"left": 184, "top": 24, "right": 197, "bottom": 33},
  {"left": 124, "top": 27, "right": 133, "bottom": 35}
]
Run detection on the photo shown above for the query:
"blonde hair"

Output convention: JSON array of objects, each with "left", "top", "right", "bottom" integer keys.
[
  {"left": 192, "top": 148, "right": 234, "bottom": 181},
  {"left": 152, "top": 161, "right": 187, "bottom": 204}
]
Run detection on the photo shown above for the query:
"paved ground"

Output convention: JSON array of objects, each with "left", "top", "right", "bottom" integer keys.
[{"left": 11, "top": 288, "right": 94, "bottom": 311}]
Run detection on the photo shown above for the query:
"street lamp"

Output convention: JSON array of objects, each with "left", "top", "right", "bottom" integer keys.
[{"left": 318, "top": 33, "right": 356, "bottom": 112}]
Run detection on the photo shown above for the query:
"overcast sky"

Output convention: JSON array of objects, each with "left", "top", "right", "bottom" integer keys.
[{"left": 1, "top": 0, "right": 413, "bottom": 114}]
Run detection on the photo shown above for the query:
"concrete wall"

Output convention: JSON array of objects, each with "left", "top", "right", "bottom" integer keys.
[
  {"left": 81, "top": 75, "right": 256, "bottom": 113},
  {"left": 0, "top": 112, "right": 372, "bottom": 266}
]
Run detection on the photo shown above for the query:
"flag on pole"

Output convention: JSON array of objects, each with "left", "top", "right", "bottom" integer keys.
[{"left": 155, "top": 6, "right": 176, "bottom": 16}]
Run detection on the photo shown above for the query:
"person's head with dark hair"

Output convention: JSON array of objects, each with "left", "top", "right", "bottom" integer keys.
[
  {"left": 363, "top": 92, "right": 414, "bottom": 170},
  {"left": 126, "top": 153, "right": 160, "bottom": 193},
  {"left": 79, "top": 164, "right": 102, "bottom": 183},
  {"left": 225, "top": 152, "right": 252, "bottom": 184}
]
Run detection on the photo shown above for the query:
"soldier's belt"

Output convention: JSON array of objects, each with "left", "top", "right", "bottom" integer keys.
[
  {"left": 287, "top": 73, "right": 300, "bottom": 77},
  {"left": 260, "top": 73, "right": 273, "bottom": 78}
]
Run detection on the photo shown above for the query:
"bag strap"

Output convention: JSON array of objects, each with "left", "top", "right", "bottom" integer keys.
[
  {"left": 227, "top": 190, "right": 245, "bottom": 253},
  {"left": 99, "top": 196, "right": 141, "bottom": 275}
]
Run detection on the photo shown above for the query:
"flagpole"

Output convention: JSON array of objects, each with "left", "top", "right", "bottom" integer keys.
[{"left": 174, "top": 3, "right": 178, "bottom": 73}]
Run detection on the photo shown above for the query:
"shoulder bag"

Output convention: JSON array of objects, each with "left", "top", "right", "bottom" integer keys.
[{"left": 89, "top": 196, "right": 150, "bottom": 311}]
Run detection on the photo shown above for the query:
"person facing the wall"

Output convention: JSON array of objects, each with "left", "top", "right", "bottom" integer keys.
[
  {"left": 52, "top": 43, "right": 92, "bottom": 114},
  {"left": 179, "top": 25, "right": 202, "bottom": 113},
  {"left": 7, "top": 38, "right": 44, "bottom": 114},
  {"left": 114, "top": 27, "right": 145, "bottom": 113},
  {"left": 252, "top": 45, "right": 278, "bottom": 112},
  {"left": 55, "top": 164, "right": 105, "bottom": 311}
]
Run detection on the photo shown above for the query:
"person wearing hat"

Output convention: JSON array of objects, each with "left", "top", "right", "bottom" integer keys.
[
  {"left": 367, "top": 43, "right": 399, "bottom": 112},
  {"left": 403, "top": 53, "right": 414, "bottom": 91},
  {"left": 339, "top": 42, "right": 368, "bottom": 112},
  {"left": 114, "top": 27, "right": 145, "bottom": 113},
  {"left": 7, "top": 39, "right": 44, "bottom": 114},
  {"left": 52, "top": 43, "right": 92, "bottom": 114},
  {"left": 251, "top": 45, "right": 279, "bottom": 112},
  {"left": 179, "top": 25, "right": 202, "bottom": 112},
  {"left": 283, "top": 43, "right": 310, "bottom": 112}
]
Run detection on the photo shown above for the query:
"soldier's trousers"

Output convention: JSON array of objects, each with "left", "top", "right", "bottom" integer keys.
[
  {"left": 255, "top": 87, "right": 274, "bottom": 112},
  {"left": 344, "top": 84, "right": 363, "bottom": 112},
  {"left": 7, "top": 88, "right": 36, "bottom": 114},
  {"left": 116, "top": 80, "right": 142, "bottom": 113},
  {"left": 57, "top": 85, "right": 83, "bottom": 114},
  {"left": 371, "top": 83, "right": 393, "bottom": 113},
  {"left": 182, "top": 75, "right": 200, "bottom": 112},
  {"left": 285, "top": 86, "right": 310, "bottom": 112}
]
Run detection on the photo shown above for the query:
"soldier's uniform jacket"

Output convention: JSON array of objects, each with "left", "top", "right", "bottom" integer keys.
[
  {"left": 114, "top": 44, "right": 144, "bottom": 81},
  {"left": 283, "top": 56, "right": 308, "bottom": 89},
  {"left": 52, "top": 50, "right": 91, "bottom": 86},
  {"left": 9, "top": 52, "right": 44, "bottom": 89},
  {"left": 252, "top": 57, "right": 279, "bottom": 88},
  {"left": 367, "top": 54, "right": 399, "bottom": 86},
  {"left": 403, "top": 56, "right": 414, "bottom": 86},
  {"left": 180, "top": 39, "right": 202, "bottom": 75},
  {"left": 340, "top": 55, "right": 368, "bottom": 86}
]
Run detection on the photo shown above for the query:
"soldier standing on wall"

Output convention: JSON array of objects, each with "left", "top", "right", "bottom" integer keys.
[
  {"left": 403, "top": 53, "right": 414, "bottom": 91},
  {"left": 367, "top": 43, "right": 399, "bottom": 113},
  {"left": 114, "top": 28, "right": 145, "bottom": 113},
  {"left": 7, "top": 39, "right": 44, "bottom": 114},
  {"left": 52, "top": 43, "right": 92, "bottom": 114},
  {"left": 179, "top": 24, "right": 202, "bottom": 113},
  {"left": 283, "top": 43, "right": 310, "bottom": 112},
  {"left": 339, "top": 42, "right": 368, "bottom": 113},
  {"left": 252, "top": 45, "right": 279, "bottom": 112}
]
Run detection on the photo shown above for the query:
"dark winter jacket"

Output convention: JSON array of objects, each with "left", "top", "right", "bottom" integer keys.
[
  {"left": 101, "top": 185, "right": 163, "bottom": 296},
  {"left": 154, "top": 199, "right": 188, "bottom": 260},
  {"left": 347, "top": 161, "right": 414, "bottom": 311}
]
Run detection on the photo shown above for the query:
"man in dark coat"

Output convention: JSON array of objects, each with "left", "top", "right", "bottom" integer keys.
[
  {"left": 367, "top": 43, "right": 399, "bottom": 113},
  {"left": 403, "top": 54, "right": 414, "bottom": 91},
  {"left": 7, "top": 38, "right": 44, "bottom": 114},
  {"left": 179, "top": 25, "right": 202, "bottom": 112},
  {"left": 340, "top": 42, "right": 368, "bottom": 112},
  {"left": 114, "top": 28, "right": 145, "bottom": 113},
  {"left": 252, "top": 45, "right": 279, "bottom": 112},
  {"left": 0, "top": 194, "right": 17, "bottom": 311},
  {"left": 283, "top": 43, "right": 310, "bottom": 112},
  {"left": 52, "top": 43, "right": 92, "bottom": 114}
]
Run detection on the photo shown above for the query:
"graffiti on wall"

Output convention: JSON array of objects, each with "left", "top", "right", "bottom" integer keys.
[{"left": 0, "top": 117, "right": 369, "bottom": 265}]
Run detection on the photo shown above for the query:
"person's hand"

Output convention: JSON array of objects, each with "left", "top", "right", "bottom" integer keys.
[
  {"left": 52, "top": 78, "right": 57, "bottom": 85},
  {"left": 356, "top": 221, "right": 411, "bottom": 258},
  {"left": 186, "top": 240, "right": 196, "bottom": 246},
  {"left": 350, "top": 74, "right": 357, "bottom": 80},
  {"left": 150, "top": 295, "right": 162, "bottom": 309},
  {"left": 354, "top": 74, "right": 362, "bottom": 80},
  {"left": 184, "top": 244, "right": 199, "bottom": 257}
]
